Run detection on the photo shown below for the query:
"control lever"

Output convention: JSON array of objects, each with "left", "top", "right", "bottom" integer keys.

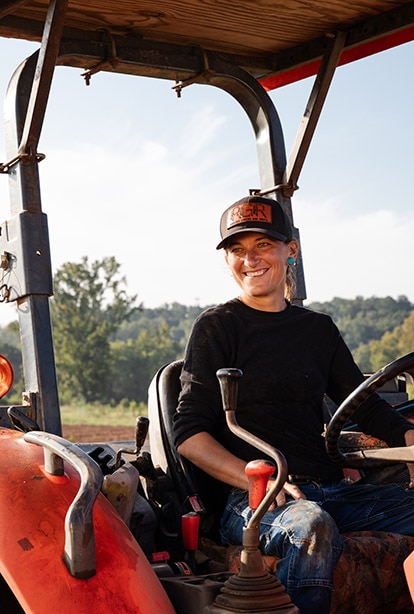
[
  {"left": 181, "top": 511, "right": 200, "bottom": 573},
  {"left": 216, "top": 368, "right": 287, "bottom": 529},
  {"left": 115, "top": 416, "right": 149, "bottom": 469},
  {"left": 205, "top": 368, "right": 298, "bottom": 613}
]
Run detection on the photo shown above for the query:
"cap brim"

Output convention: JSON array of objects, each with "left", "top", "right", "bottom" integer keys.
[{"left": 216, "top": 226, "right": 290, "bottom": 250}]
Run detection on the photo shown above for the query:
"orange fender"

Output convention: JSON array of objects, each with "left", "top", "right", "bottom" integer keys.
[
  {"left": 404, "top": 549, "right": 414, "bottom": 605},
  {"left": 0, "top": 428, "right": 175, "bottom": 613}
]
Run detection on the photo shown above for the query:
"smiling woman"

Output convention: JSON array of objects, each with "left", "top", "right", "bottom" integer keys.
[
  {"left": 225, "top": 234, "right": 297, "bottom": 309},
  {"left": 218, "top": 195, "right": 299, "bottom": 310},
  {"left": 173, "top": 194, "right": 414, "bottom": 613}
]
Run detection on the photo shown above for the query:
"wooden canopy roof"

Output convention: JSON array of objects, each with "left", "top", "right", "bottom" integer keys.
[{"left": 1, "top": 0, "right": 414, "bottom": 88}]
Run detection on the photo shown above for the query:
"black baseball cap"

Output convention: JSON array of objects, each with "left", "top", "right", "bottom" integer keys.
[{"left": 216, "top": 195, "right": 292, "bottom": 250}]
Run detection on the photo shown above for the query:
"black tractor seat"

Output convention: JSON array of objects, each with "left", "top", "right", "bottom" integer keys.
[{"left": 147, "top": 360, "right": 228, "bottom": 554}]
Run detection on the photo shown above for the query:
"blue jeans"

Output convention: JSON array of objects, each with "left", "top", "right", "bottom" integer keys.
[{"left": 220, "top": 481, "right": 414, "bottom": 613}]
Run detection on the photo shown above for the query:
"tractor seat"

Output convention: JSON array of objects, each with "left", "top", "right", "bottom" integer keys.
[{"left": 147, "top": 360, "right": 228, "bottom": 545}]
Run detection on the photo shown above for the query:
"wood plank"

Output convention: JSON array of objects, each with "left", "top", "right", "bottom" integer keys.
[
  {"left": 1, "top": 0, "right": 412, "bottom": 61},
  {"left": 0, "top": 0, "right": 32, "bottom": 19}
]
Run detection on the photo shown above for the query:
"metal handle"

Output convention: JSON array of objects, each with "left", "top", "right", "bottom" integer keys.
[
  {"left": 115, "top": 415, "right": 149, "bottom": 468},
  {"left": 23, "top": 431, "right": 103, "bottom": 579},
  {"left": 216, "top": 368, "right": 288, "bottom": 529}
]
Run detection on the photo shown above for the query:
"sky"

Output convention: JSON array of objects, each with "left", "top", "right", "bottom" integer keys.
[{"left": 0, "top": 36, "right": 413, "bottom": 325}]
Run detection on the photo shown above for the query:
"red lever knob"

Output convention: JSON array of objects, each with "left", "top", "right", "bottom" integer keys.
[
  {"left": 181, "top": 512, "right": 200, "bottom": 551},
  {"left": 245, "top": 459, "right": 275, "bottom": 510}
]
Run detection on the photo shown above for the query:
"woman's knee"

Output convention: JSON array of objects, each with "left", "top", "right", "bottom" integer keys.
[
  {"left": 261, "top": 499, "right": 341, "bottom": 556},
  {"left": 286, "top": 500, "right": 337, "bottom": 536}
]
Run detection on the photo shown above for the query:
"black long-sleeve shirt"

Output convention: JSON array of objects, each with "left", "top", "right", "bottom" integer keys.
[{"left": 173, "top": 299, "right": 413, "bottom": 482}]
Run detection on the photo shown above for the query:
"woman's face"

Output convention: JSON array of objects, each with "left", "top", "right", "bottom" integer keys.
[{"left": 224, "top": 232, "right": 298, "bottom": 310}]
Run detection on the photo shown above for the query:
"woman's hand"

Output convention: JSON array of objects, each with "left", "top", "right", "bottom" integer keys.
[{"left": 266, "top": 479, "right": 307, "bottom": 509}]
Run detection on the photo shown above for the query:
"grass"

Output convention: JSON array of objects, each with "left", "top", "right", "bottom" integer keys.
[{"left": 60, "top": 400, "right": 148, "bottom": 426}]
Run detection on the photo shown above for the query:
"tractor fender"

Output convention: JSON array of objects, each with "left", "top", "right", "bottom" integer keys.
[{"left": 0, "top": 428, "right": 175, "bottom": 613}]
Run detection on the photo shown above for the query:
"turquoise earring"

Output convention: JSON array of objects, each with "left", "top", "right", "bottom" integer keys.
[{"left": 287, "top": 256, "right": 295, "bottom": 265}]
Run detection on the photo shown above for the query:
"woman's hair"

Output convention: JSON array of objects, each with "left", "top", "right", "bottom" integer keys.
[
  {"left": 285, "top": 239, "right": 299, "bottom": 301},
  {"left": 285, "top": 261, "right": 297, "bottom": 301}
]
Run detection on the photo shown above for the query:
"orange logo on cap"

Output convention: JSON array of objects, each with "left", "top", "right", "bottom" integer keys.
[{"left": 227, "top": 203, "right": 272, "bottom": 229}]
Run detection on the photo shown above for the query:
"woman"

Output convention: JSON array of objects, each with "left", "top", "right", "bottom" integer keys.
[{"left": 172, "top": 194, "right": 414, "bottom": 613}]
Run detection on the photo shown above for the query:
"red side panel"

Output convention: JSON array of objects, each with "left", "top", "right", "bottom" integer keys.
[
  {"left": 0, "top": 428, "right": 175, "bottom": 614},
  {"left": 260, "top": 25, "right": 414, "bottom": 90},
  {"left": 404, "top": 549, "right": 414, "bottom": 605}
]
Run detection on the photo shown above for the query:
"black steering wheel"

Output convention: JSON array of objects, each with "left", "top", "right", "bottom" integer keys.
[{"left": 325, "top": 352, "right": 414, "bottom": 467}]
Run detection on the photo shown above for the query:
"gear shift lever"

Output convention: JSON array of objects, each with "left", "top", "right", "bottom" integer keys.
[
  {"left": 204, "top": 368, "right": 299, "bottom": 613},
  {"left": 216, "top": 368, "right": 287, "bottom": 525}
]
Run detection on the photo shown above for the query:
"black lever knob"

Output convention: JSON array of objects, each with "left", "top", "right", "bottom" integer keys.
[
  {"left": 216, "top": 368, "right": 243, "bottom": 412},
  {"left": 135, "top": 416, "right": 149, "bottom": 454}
]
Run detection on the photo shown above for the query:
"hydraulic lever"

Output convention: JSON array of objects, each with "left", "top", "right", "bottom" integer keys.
[
  {"left": 181, "top": 511, "right": 200, "bottom": 573},
  {"left": 204, "top": 368, "right": 298, "bottom": 613},
  {"left": 216, "top": 368, "right": 287, "bottom": 531},
  {"left": 115, "top": 415, "right": 149, "bottom": 469}
]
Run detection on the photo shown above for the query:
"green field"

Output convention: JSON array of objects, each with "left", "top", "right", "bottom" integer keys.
[{"left": 61, "top": 401, "right": 147, "bottom": 426}]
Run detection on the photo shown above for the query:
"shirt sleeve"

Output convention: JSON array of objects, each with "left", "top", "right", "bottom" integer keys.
[{"left": 172, "top": 309, "right": 235, "bottom": 449}]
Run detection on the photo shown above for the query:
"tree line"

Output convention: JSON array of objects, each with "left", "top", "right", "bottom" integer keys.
[{"left": 1, "top": 256, "right": 413, "bottom": 406}]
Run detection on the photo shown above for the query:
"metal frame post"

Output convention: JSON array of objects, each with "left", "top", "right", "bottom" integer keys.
[{"left": 1, "top": 0, "right": 68, "bottom": 434}]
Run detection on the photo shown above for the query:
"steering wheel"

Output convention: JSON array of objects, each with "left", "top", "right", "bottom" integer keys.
[{"left": 325, "top": 351, "right": 414, "bottom": 467}]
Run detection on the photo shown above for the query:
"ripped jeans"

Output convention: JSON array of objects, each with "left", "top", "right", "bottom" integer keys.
[{"left": 220, "top": 481, "right": 414, "bottom": 613}]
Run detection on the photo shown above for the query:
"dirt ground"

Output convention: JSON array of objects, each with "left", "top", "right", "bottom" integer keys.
[{"left": 62, "top": 424, "right": 136, "bottom": 443}]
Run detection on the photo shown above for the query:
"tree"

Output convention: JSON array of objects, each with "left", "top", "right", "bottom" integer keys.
[
  {"left": 109, "top": 322, "right": 181, "bottom": 404},
  {"left": 354, "top": 311, "right": 414, "bottom": 373},
  {"left": 114, "top": 301, "right": 209, "bottom": 352},
  {"left": 51, "top": 256, "right": 138, "bottom": 403},
  {"left": 395, "top": 311, "right": 414, "bottom": 357},
  {"left": 363, "top": 330, "right": 401, "bottom": 373},
  {"left": 308, "top": 295, "right": 413, "bottom": 351}
]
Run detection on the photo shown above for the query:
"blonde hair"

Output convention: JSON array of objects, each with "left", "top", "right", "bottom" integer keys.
[
  {"left": 285, "top": 238, "right": 299, "bottom": 302},
  {"left": 285, "top": 263, "right": 297, "bottom": 302}
]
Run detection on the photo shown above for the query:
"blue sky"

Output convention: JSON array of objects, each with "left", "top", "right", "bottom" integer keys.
[{"left": 0, "top": 36, "right": 413, "bottom": 324}]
